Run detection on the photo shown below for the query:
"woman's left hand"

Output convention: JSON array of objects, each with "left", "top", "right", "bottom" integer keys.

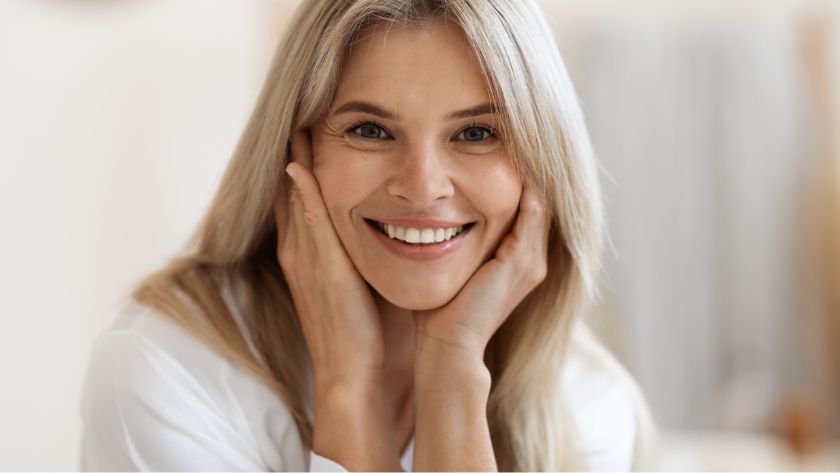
[{"left": 413, "top": 183, "right": 551, "bottom": 368}]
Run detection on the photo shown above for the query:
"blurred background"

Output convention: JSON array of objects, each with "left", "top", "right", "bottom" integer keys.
[{"left": 0, "top": 0, "right": 838, "bottom": 470}]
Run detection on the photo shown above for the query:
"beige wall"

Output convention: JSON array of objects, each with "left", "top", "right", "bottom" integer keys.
[
  {"left": 0, "top": 1, "right": 297, "bottom": 468},
  {"left": 0, "top": 0, "right": 837, "bottom": 469}
]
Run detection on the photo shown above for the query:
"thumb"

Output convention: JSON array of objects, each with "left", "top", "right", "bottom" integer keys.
[{"left": 285, "top": 163, "right": 326, "bottom": 227}]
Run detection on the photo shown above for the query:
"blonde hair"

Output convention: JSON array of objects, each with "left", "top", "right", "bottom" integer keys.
[{"left": 132, "top": 0, "right": 656, "bottom": 469}]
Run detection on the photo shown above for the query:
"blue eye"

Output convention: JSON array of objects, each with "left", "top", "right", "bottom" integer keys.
[
  {"left": 345, "top": 120, "right": 498, "bottom": 142},
  {"left": 458, "top": 125, "right": 494, "bottom": 142},
  {"left": 347, "top": 121, "right": 390, "bottom": 139}
]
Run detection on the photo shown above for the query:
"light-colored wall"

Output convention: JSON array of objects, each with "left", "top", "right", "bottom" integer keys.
[
  {"left": 549, "top": 0, "right": 840, "bottom": 437},
  {"left": 0, "top": 0, "right": 837, "bottom": 469},
  {"left": 0, "top": 1, "right": 297, "bottom": 468}
]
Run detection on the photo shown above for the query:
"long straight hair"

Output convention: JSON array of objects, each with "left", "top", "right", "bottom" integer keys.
[{"left": 132, "top": 0, "right": 654, "bottom": 469}]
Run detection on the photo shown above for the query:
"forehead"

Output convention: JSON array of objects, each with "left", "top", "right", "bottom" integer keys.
[{"left": 333, "top": 19, "right": 492, "bottom": 117}]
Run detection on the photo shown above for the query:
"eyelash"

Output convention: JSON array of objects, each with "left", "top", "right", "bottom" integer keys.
[{"left": 345, "top": 120, "right": 498, "bottom": 142}]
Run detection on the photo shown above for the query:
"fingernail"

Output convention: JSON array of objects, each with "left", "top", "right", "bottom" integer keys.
[{"left": 285, "top": 164, "right": 298, "bottom": 182}]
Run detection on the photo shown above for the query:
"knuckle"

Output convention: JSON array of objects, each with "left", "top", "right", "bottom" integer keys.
[
  {"left": 289, "top": 189, "right": 301, "bottom": 204},
  {"left": 528, "top": 197, "right": 545, "bottom": 216},
  {"left": 298, "top": 192, "right": 316, "bottom": 213},
  {"left": 303, "top": 210, "right": 318, "bottom": 226},
  {"left": 514, "top": 247, "right": 547, "bottom": 284},
  {"left": 511, "top": 252, "right": 529, "bottom": 273}
]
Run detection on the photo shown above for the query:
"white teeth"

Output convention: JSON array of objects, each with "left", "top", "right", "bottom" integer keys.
[
  {"left": 376, "top": 221, "right": 470, "bottom": 245},
  {"left": 419, "top": 229, "right": 435, "bottom": 243}
]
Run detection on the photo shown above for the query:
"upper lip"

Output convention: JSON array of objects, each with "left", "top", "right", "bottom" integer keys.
[{"left": 366, "top": 217, "right": 475, "bottom": 228}]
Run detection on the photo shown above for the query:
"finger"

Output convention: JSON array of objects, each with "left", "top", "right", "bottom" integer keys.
[
  {"left": 493, "top": 185, "right": 541, "bottom": 256},
  {"left": 290, "top": 128, "right": 313, "bottom": 170},
  {"left": 286, "top": 128, "right": 321, "bottom": 225},
  {"left": 274, "top": 139, "right": 301, "bottom": 249},
  {"left": 285, "top": 156, "right": 347, "bottom": 256},
  {"left": 274, "top": 177, "right": 299, "bottom": 251},
  {"left": 285, "top": 129, "right": 359, "bottom": 274},
  {"left": 286, "top": 129, "right": 322, "bottom": 227},
  {"left": 514, "top": 184, "right": 549, "bottom": 245},
  {"left": 516, "top": 185, "right": 550, "bottom": 282},
  {"left": 286, "top": 165, "right": 322, "bottom": 227}
]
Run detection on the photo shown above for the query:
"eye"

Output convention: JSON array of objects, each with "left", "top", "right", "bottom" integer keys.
[
  {"left": 346, "top": 121, "right": 391, "bottom": 140},
  {"left": 345, "top": 120, "right": 498, "bottom": 143},
  {"left": 455, "top": 122, "right": 497, "bottom": 142}
]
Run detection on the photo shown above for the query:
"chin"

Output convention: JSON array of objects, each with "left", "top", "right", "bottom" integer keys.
[{"left": 373, "top": 278, "right": 464, "bottom": 311}]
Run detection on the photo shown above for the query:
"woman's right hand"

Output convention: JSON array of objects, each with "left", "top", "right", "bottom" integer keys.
[
  {"left": 275, "top": 129, "right": 403, "bottom": 470},
  {"left": 273, "top": 128, "right": 386, "bottom": 393}
]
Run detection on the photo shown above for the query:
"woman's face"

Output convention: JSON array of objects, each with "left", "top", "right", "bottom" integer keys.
[{"left": 310, "top": 19, "right": 522, "bottom": 310}]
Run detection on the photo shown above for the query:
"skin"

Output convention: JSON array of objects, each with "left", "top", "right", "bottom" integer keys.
[
  {"left": 311, "top": 18, "right": 522, "bottom": 457},
  {"left": 311, "top": 20, "right": 522, "bottom": 312},
  {"left": 275, "top": 18, "right": 550, "bottom": 471}
]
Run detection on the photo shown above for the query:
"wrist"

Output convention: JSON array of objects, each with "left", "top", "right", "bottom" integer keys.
[
  {"left": 415, "top": 324, "right": 487, "bottom": 361},
  {"left": 414, "top": 349, "right": 492, "bottom": 396},
  {"left": 312, "top": 381, "right": 400, "bottom": 470},
  {"left": 313, "top": 376, "right": 384, "bottom": 416},
  {"left": 312, "top": 362, "right": 383, "bottom": 399}
]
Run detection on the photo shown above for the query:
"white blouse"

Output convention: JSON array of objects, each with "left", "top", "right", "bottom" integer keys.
[{"left": 79, "top": 281, "right": 649, "bottom": 471}]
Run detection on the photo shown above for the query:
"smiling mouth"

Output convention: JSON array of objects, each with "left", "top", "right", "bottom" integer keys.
[{"left": 364, "top": 218, "right": 476, "bottom": 245}]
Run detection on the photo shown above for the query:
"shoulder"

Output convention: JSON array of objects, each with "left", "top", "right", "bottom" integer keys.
[
  {"left": 562, "top": 322, "right": 659, "bottom": 471},
  {"left": 78, "top": 299, "right": 306, "bottom": 471}
]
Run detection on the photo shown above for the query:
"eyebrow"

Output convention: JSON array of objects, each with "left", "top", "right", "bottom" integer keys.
[{"left": 332, "top": 100, "right": 497, "bottom": 121}]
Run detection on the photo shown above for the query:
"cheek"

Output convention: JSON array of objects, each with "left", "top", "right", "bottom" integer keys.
[
  {"left": 312, "top": 161, "right": 353, "bottom": 214},
  {"left": 465, "top": 158, "right": 522, "bottom": 227},
  {"left": 311, "top": 144, "right": 381, "bottom": 234}
]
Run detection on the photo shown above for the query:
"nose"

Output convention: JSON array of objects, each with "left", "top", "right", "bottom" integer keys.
[{"left": 386, "top": 142, "right": 455, "bottom": 206}]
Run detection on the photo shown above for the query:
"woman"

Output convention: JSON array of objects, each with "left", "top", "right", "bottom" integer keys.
[{"left": 79, "top": 0, "right": 658, "bottom": 470}]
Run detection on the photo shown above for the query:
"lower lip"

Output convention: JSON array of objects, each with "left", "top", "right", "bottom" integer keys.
[{"left": 365, "top": 221, "right": 473, "bottom": 261}]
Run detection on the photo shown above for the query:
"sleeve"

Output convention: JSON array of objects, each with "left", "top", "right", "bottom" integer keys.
[
  {"left": 576, "top": 376, "right": 638, "bottom": 472},
  {"left": 308, "top": 451, "right": 349, "bottom": 472},
  {"left": 78, "top": 331, "right": 271, "bottom": 471}
]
